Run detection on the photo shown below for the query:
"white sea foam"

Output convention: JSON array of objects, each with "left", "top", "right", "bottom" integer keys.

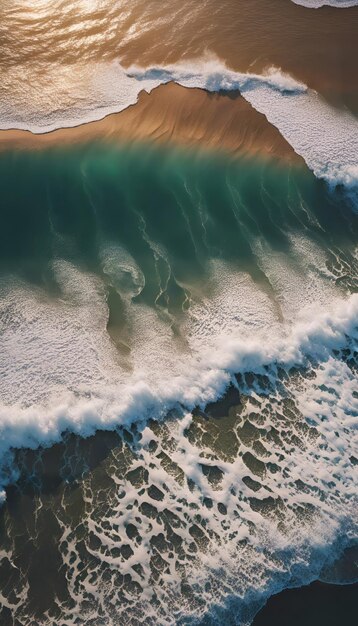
[
  {"left": 291, "top": 0, "right": 358, "bottom": 7},
  {"left": 0, "top": 218, "right": 356, "bottom": 468},
  {"left": 51, "top": 344, "right": 357, "bottom": 624},
  {"left": 0, "top": 60, "right": 306, "bottom": 132}
]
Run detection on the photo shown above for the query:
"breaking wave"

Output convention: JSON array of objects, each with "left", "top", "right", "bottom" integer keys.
[{"left": 1, "top": 290, "right": 357, "bottom": 497}]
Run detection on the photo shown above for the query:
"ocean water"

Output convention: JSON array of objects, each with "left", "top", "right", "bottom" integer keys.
[
  {"left": 0, "top": 143, "right": 357, "bottom": 624},
  {"left": 0, "top": 1, "right": 357, "bottom": 625}
]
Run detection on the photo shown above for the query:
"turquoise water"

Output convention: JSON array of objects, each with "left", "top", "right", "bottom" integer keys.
[{"left": 0, "top": 142, "right": 356, "bottom": 299}]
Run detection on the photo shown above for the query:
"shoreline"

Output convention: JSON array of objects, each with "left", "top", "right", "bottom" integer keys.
[{"left": 0, "top": 82, "right": 302, "bottom": 166}]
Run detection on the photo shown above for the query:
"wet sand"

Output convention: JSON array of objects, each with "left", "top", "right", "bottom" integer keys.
[{"left": 0, "top": 83, "right": 302, "bottom": 164}]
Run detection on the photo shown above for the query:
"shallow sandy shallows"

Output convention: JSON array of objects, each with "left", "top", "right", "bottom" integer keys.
[{"left": 0, "top": 83, "right": 302, "bottom": 166}]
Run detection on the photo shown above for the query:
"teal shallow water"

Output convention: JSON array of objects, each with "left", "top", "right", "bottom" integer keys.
[{"left": 0, "top": 142, "right": 356, "bottom": 302}]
